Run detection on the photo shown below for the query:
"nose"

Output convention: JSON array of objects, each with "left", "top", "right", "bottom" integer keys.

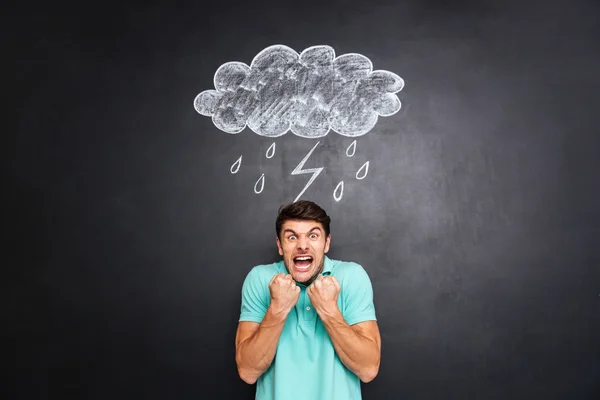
[{"left": 297, "top": 237, "right": 310, "bottom": 250}]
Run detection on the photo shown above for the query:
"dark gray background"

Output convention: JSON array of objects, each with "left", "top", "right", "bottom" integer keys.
[{"left": 6, "top": 0, "right": 600, "bottom": 398}]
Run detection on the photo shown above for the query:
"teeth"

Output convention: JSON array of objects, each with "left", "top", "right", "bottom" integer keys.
[{"left": 295, "top": 256, "right": 311, "bottom": 260}]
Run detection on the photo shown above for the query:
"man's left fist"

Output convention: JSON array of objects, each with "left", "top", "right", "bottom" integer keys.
[{"left": 307, "top": 275, "right": 341, "bottom": 314}]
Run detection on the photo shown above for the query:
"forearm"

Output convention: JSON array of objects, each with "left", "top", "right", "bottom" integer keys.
[
  {"left": 236, "top": 306, "right": 288, "bottom": 384},
  {"left": 319, "top": 308, "right": 380, "bottom": 382}
]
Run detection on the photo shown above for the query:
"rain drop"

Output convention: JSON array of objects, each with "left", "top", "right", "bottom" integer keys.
[
  {"left": 230, "top": 155, "right": 242, "bottom": 174},
  {"left": 356, "top": 161, "right": 369, "bottom": 180},
  {"left": 254, "top": 173, "right": 265, "bottom": 194},
  {"left": 346, "top": 140, "right": 357, "bottom": 157},
  {"left": 266, "top": 142, "right": 276, "bottom": 159},
  {"left": 333, "top": 181, "right": 344, "bottom": 202}
]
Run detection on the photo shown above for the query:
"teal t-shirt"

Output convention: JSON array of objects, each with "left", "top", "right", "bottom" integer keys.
[{"left": 239, "top": 256, "right": 377, "bottom": 400}]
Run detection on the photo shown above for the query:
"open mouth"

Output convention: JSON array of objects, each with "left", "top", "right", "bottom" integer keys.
[{"left": 293, "top": 255, "right": 313, "bottom": 271}]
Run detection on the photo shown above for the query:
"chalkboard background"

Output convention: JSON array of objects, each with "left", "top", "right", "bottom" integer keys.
[{"left": 7, "top": 0, "right": 600, "bottom": 398}]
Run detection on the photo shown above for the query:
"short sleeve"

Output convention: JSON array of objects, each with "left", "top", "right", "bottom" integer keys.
[
  {"left": 239, "top": 266, "right": 270, "bottom": 323},
  {"left": 341, "top": 264, "right": 377, "bottom": 326}
]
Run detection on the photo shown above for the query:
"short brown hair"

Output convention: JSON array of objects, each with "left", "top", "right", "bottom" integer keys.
[{"left": 276, "top": 200, "right": 331, "bottom": 239}]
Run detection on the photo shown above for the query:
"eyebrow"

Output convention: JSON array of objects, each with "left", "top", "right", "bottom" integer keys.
[{"left": 283, "top": 227, "right": 322, "bottom": 235}]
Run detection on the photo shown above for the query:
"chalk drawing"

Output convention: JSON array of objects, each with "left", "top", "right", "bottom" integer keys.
[
  {"left": 254, "top": 173, "right": 265, "bottom": 194},
  {"left": 193, "top": 44, "right": 405, "bottom": 202},
  {"left": 333, "top": 181, "right": 344, "bottom": 202},
  {"left": 291, "top": 141, "right": 323, "bottom": 202},
  {"left": 194, "top": 44, "right": 403, "bottom": 138},
  {"left": 230, "top": 156, "right": 242, "bottom": 174},
  {"left": 266, "top": 142, "right": 276, "bottom": 159},
  {"left": 356, "top": 161, "right": 369, "bottom": 180},
  {"left": 346, "top": 140, "right": 357, "bottom": 157}
]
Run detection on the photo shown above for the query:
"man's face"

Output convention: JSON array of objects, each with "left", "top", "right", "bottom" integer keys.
[{"left": 276, "top": 219, "right": 331, "bottom": 285}]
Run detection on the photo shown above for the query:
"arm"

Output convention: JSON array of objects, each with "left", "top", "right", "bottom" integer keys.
[
  {"left": 235, "top": 305, "right": 288, "bottom": 384},
  {"left": 235, "top": 271, "right": 299, "bottom": 384},
  {"left": 319, "top": 308, "right": 381, "bottom": 382},
  {"left": 307, "top": 268, "right": 381, "bottom": 383}
]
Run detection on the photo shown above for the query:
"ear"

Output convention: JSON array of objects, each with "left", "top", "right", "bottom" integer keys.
[
  {"left": 324, "top": 234, "right": 331, "bottom": 254},
  {"left": 276, "top": 236, "right": 283, "bottom": 256}
]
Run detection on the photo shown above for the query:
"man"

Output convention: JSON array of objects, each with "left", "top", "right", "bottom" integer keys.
[{"left": 235, "top": 200, "right": 381, "bottom": 400}]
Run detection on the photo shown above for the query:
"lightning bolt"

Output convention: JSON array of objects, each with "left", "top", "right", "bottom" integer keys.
[{"left": 291, "top": 141, "right": 323, "bottom": 202}]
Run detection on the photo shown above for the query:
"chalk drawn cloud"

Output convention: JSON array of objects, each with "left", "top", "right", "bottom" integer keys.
[{"left": 194, "top": 44, "right": 404, "bottom": 138}]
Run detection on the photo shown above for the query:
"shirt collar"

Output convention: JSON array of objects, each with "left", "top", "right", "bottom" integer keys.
[{"left": 322, "top": 255, "right": 333, "bottom": 275}]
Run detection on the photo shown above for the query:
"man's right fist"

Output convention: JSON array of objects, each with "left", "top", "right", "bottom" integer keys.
[{"left": 269, "top": 273, "right": 300, "bottom": 315}]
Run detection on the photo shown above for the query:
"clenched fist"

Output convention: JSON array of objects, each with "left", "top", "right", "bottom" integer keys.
[
  {"left": 307, "top": 275, "right": 340, "bottom": 316},
  {"left": 269, "top": 273, "right": 300, "bottom": 316}
]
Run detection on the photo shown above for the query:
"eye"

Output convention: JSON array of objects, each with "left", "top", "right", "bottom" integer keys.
[
  {"left": 288, "top": 235, "right": 296, "bottom": 240},
  {"left": 310, "top": 233, "right": 318, "bottom": 239}
]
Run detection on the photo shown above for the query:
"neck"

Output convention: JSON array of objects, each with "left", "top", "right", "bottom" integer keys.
[{"left": 301, "top": 261, "right": 325, "bottom": 286}]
